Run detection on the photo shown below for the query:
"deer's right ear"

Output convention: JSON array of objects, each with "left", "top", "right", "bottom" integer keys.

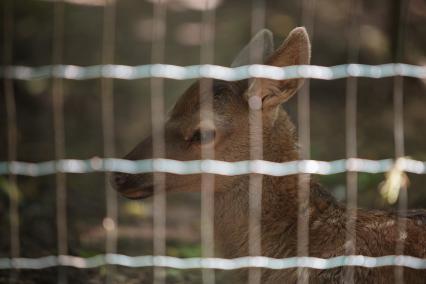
[{"left": 246, "top": 27, "right": 311, "bottom": 110}]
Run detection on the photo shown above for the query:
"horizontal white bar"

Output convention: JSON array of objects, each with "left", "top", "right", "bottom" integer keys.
[
  {"left": 0, "top": 254, "right": 425, "bottom": 270},
  {"left": 1, "top": 158, "right": 425, "bottom": 177},
  {"left": 0, "top": 158, "right": 423, "bottom": 176},
  {"left": 1, "top": 64, "right": 425, "bottom": 81}
]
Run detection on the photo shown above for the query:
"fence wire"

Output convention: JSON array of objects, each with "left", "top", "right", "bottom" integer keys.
[
  {"left": 1, "top": 63, "right": 425, "bottom": 81},
  {"left": 199, "top": 2, "right": 217, "bottom": 284},
  {"left": 149, "top": 1, "right": 167, "bottom": 283},
  {"left": 1, "top": 158, "right": 425, "bottom": 177},
  {"left": 1, "top": 33, "right": 426, "bottom": 277},
  {"left": 2, "top": 0, "right": 426, "bottom": 280},
  {"left": 343, "top": 0, "right": 361, "bottom": 282},
  {"left": 1, "top": 65, "right": 426, "bottom": 272},
  {"left": 0, "top": 254, "right": 425, "bottom": 270}
]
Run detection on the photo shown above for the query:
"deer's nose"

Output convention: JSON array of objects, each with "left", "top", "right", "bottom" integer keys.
[
  {"left": 114, "top": 174, "right": 127, "bottom": 185},
  {"left": 109, "top": 172, "right": 154, "bottom": 200},
  {"left": 110, "top": 172, "right": 130, "bottom": 189}
]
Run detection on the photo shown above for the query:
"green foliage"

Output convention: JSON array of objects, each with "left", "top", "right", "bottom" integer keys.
[
  {"left": 0, "top": 177, "right": 21, "bottom": 204},
  {"left": 167, "top": 243, "right": 201, "bottom": 258}
]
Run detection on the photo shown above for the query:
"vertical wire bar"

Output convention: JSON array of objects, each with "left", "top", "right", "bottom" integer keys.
[
  {"left": 51, "top": 1, "right": 67, "bottom": 283},
  {"left": 393, "top": 1, "right": 408, "bottom": 282},
  {"left": 394, "top": 77, "right": 407, "bottom": 284},
  {"left": 101, "top": 1, "right": 118, "bottom": 283},
  {"left": 343, "top": 1, "right": 360, "bottom": 283},
  {"left": 3, "top": 0, "right": 20, "bottom": 280},
  {"left": 150, "top": 1, "right": 167, "bottom": 283},
  {"left": 297, "top": 0, "right": 315, "bottom": 283},
  {"left": 248, "top": 1, "right": 265, "bottom": 284},
  {"left": 200, "top": 1, "right": 216, "bottom": 284}
]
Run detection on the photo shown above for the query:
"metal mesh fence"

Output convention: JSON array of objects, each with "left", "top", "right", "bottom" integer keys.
[{"left": 1, "top": 0, "right": 425, "bottom": 283}]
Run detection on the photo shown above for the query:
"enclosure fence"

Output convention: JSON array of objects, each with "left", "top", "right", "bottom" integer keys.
[
  {"left": 3, "top": 63, "right": 425, "bottom": 81},
  {"left": 1, "top": 0, "right": 426, "bottom": 283}
]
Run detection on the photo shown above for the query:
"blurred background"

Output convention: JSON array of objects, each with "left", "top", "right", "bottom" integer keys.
[{"left": 0, "top": 0, "right": 425, "bottom": 283}]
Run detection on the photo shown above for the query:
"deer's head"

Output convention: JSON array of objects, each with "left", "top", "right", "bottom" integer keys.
[{"left": 111, "top": 27, "right": 310, "bottom": 199}]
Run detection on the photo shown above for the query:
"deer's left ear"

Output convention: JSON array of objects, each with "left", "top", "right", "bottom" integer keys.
[
  {"left": 247, "top": 27, "right": 311, "bottom": 110},
  {"left": 231, "top": 29, "right": 274, "bottom": 68}
]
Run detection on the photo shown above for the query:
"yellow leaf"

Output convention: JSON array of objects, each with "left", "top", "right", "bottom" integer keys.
[{"left": 379, "top": 158, "right": 409, "bottom": 204}]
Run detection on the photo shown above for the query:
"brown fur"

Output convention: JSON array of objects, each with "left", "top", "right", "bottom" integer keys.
[{"left": 111, "top": 28, "right": 426, "bottom": 283}]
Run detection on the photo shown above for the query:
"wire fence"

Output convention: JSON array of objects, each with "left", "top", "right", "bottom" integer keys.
[
  {"left": 1, "top": 0, "right": 426, "bottom": 283},
  {"left": 2, "top": 63, "right": 425, "bottom": 81},
  {"left": 1, "top": 254, "right": 426, "bottom": 270},
  {"left": 1, "top": 158, "right": 426, "bottom": 177}
]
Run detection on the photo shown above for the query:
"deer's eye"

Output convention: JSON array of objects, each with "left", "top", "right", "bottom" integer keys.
[{"left": 190, "top": 129, "right": 216, "bottom": 145}]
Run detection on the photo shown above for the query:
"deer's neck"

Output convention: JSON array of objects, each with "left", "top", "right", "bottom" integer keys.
[
  {"left": 214, "top": 175, "right": 306, "bottom": 258},
  {"left": 214, "top": 110, "right": 341, "bottom": 258}
]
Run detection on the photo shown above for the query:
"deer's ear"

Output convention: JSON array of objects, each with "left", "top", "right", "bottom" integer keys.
[
  {"left": 231, "top": 29, "right": 274, "bottom": 68},
  {"left": 247, "top": 27, "right": 311, "bottom": 110}
]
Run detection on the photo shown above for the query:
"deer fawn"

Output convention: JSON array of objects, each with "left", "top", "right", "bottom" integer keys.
[{"left": 111, "top": 27, "right": 426, "bottom": 283}]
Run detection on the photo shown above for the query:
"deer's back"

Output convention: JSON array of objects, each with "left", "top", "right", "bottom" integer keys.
[
  {"left": 262, "top": 206, "right": 426, "bottom": 283},
  {"left": 321, "top": 207, "right": 424, "bottom": 282}
]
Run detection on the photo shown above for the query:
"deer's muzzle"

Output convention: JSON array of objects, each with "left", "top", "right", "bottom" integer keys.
[{"left": 110, "top": 172, "right": 153, "bottom": 199}]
